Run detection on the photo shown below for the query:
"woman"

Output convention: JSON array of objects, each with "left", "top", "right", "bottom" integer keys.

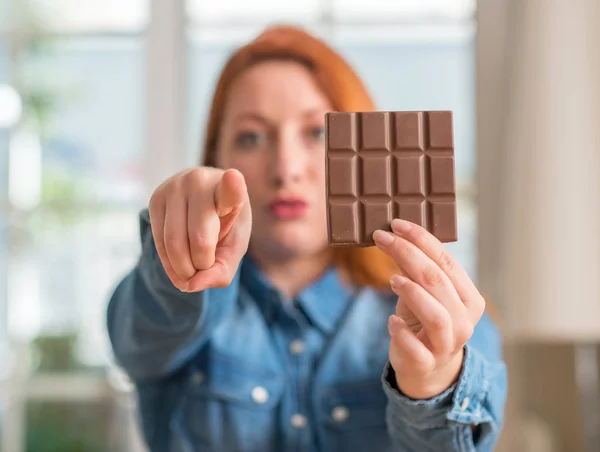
[{"left": 107, "top": 25, "right": 507, "bottom": 452}]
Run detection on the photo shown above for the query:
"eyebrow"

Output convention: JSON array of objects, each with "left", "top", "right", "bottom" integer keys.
[
  {"left": 302, "top": 109, "right": 327, "bottom": 121},
  {"left": 233, "top": 109, "right": 326, "bottom": 126},
  {"left": 234, "top": 113, "right": 270, "bottom": 126}
]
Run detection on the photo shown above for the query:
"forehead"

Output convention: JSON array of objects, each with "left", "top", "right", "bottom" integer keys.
[{"left": 224, "top": 60, "right": 332, "bottom": 118}]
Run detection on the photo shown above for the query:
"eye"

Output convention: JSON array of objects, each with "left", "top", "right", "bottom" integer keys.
[
  {"left": 308, "top": 126, "right": 325, "bottom": 141},
  {"left": 234, "top": 131, "right": 264, "bottom": 149}
]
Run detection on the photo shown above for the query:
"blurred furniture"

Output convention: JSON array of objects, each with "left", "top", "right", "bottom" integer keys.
[
  {"left": 0, "top": 341, "right": 148, "bottom": 452},
  {"left": 477, "top": 0, "right": 600, "bottom": 451}
]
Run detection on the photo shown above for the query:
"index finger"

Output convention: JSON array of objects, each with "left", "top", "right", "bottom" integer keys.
[
  {"left": 214, "top": 169, "right": 246, "bottom": 218},
  {"left": 390, "top": 218, "right": 484, "bottom": 317}
]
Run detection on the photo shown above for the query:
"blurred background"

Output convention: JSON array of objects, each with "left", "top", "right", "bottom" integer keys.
[{"left": 0, "top": 0, "right": 598, "bottom": 451}]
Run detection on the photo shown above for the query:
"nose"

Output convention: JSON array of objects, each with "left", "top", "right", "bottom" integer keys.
[{"left": 269, "top": 129, "right": 306, "bottom": 187}]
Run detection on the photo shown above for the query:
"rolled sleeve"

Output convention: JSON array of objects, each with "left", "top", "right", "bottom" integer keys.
[{"left": 382, "top": 340, "right": 507, "bottom": 451}]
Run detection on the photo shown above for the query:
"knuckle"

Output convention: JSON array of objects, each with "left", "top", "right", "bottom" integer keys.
[
  {"left": 422, "top": 265, "right": 444, "bottom": 287},
  {"left": 456, "top": 322, "right": 474, "bottom": 344},
  {"left": 151, "top": 181, "right": 182, "bottom": 212},
  {"left": 413, "top": 352, "right": 436, "bottom": 371},
  {"left": 471, "top": 295, "right": 487, "bottom": 321},
  {"left": 477, "top": 295, "right": 487, "bottom": 313},
  {"left": 189, "top": 166, "right": 206, "bottom": 178},
  {"left": 429, "top": 312, "right": 449, "bottom": 330},
  {"left": 395, "top": 240, "right": 415, "bottom": 260},
  {"left": 185, "top": 167, "right": 207, "bottom": 186},
  {"left": 437, "top": 251, "right": 455, "bottom": 272},
  {"left": 149, "top": 190, "right": 163, "bottom": 213},
  {"left": 164, "top": 236, "right": 187, "bottom": 253},
  {"left": 189, "top": 232, "right": 217, "bottom": 251},
  {"left": 169, "top": 172, "right": 187, "bottom": 190}
]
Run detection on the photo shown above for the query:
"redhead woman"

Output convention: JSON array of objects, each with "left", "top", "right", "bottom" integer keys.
[{"left": 107, "top": 25, "right": 507, "bottom": 452}]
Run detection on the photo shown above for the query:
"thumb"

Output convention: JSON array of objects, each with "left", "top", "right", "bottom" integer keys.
[{"left": 214, "top": 169, "right": 247, "bottom": 217}]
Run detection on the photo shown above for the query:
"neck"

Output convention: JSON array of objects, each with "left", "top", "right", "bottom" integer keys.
[{"left": 249, "top": 248, "right": 334, "bottom": 299}]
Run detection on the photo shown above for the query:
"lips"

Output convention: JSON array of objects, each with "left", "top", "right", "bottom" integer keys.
[{"left": 269, "top": 197, "right": 309, "bottom": 219}]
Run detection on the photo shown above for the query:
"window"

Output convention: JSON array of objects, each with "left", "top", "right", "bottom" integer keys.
[
  {"left": 188, "top": 0, "right": 321, "bottom": 24},
  {"left": 7, "top": 37, "right": 145, "bottom": 367},
  {"left": 2, "top": 1, "right": 148, "bottom": 449},
  {"left": 187, "top": 0, "right": 475, "bottom": 23},
  {"left": 331, "top": 0, "right": 476, "bottom": 21},
  {"left": 28, "top": 0, "right": 148, "bottom": 32},
  {"left": 0, "top": 41, "right": 8, "bottom": 83},
  {"left": 0, "top": 38, "right": 10, "bottom": 378},
  {"left": 0, "top": 0, "right": 10, "bottom": 32}
]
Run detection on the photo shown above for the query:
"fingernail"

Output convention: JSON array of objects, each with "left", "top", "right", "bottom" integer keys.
[
  {"left": 391, "top": 219, "right": 411, "bottom": 235},
  {"left": 390, "top": 274, "right": 408, "bottom": 289},
  {"left": 388, "top": 315, "right": 403, "bottom": 335},
  {"left": 373, "top": 230, "right": 394, "bottom": 245}
]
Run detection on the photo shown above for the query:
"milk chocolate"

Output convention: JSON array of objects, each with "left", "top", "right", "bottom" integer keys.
[{"left": 325, "top": 111, "right": 457, "bottom": 247}]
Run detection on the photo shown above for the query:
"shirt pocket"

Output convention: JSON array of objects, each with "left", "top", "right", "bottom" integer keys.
[
  {"left": 171, "top": 357, "right": 284, "bottom": 452},
  {"left": 320, "top": 379, "right": 393, "bottom": 452}
]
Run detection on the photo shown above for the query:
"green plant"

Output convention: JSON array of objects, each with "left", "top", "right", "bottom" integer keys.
[
  {"left": 26, "top": 335, "right": 110, "bottom": 451},
  {"left": 30, "top": 333, "right": 79, "bottom": 373},
  {"left": 26, "top": 402, "right": 109, "bottom": 452}
]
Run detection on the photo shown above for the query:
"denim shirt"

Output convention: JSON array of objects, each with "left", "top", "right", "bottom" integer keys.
[{"left": 107, "top": 210, "right": 507, "bottom": 452}]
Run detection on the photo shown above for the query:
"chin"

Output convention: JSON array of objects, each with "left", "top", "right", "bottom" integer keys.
[{"left": 256, "top": 223, "right": 328, "bottom": 258}]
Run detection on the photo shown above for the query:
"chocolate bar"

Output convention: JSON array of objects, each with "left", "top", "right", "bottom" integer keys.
[{"left": 325, "top": 110, "right": 457, "bottom": 247}]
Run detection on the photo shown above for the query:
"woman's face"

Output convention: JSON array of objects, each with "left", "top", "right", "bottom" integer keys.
[{"left": 216, "top": 60, "right": 332, "bottom": 261}]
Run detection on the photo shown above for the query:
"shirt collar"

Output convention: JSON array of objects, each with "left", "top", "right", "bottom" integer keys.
[{"left": 240, "top": 255, "right": 356, "bottom": 334}]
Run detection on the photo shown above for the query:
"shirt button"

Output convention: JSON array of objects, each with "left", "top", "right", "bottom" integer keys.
[
  {"left": 332, "top": 406, "right": 350, "bottom": 422},
  {"left": 290, "top": 413, "right": 308, "bottom": 428},
  {"left": 289, "top": 339, "right": 305, "bottom": 355},
  {"left": 191, "top": 371, "right": 204, "bottom": 385},
  {"left": 251, "top": 386, "right": 269, "bottom": 404},
  {"left": 461, "top": 397, "right": 470, "bottom": 411}
]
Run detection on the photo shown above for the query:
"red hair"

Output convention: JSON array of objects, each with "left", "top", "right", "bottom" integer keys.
[{"left": 201, "top": 24, "right": 398, "bottom": 290}]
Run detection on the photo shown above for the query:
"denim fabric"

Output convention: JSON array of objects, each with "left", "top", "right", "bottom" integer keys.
[{"left": 107, "top": 210, "right": 507, "bottom": 452}]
